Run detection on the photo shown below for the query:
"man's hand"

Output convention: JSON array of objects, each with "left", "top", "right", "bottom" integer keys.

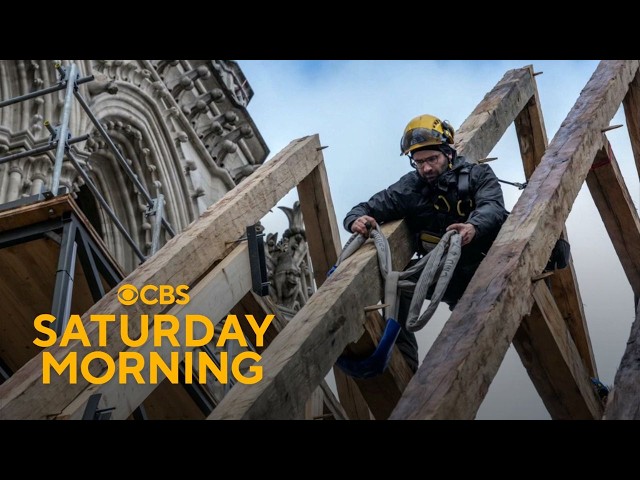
[
  {"left": 351, "top": 215, "right": 377, "bottom": 236},
  {"left": 446, "top": 222, "right": 476, "bottom": 246}
]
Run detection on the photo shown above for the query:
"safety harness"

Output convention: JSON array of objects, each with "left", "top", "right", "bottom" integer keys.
[
  {"left": 328, "top": 226, "right": 462, "bottom": 379},
  {"left": 420, "top": 166, "right": 473, "bottom": 252}
]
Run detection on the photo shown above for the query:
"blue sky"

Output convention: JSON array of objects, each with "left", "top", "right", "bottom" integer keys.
[{"left": 237, "top": 60, "right": 637, "bottom": 420}]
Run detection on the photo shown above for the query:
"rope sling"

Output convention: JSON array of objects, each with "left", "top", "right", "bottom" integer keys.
[{"left": 328, "top": 225, "right": 462, "bottom": 378}]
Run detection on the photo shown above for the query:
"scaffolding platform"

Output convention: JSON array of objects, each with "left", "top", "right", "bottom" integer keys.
[{"left": 0, "top": 194, "right": 124, "bottom": 376}]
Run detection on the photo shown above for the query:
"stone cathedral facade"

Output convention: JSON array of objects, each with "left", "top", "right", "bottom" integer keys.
[{"left": 0, "top": 60, "right": 269, "bottom": 273}]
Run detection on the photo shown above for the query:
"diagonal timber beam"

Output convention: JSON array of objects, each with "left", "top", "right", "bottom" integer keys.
[
  {"left": 319, "top": 380, "right": 349, "bottom": 420},
  {"left": 513, "top": 65, "right": 599, "bottom": 417},
  {"left": 208, "top": 66, "right": 538, "bottom": 420},
  {"left": 604, "top": 298, "right": 640, "bottom": 419},
  {"left": 622, "top": 74, "right": 640, "bottom": 428},
  {"left": 0, "top": 135, "right": 324, "bottom": 420},
  {"left": 513, "top": 73, "right": 593, "bottom": 376},
  {"left": 514, "top": 83, "right": 549, "bottom": 179},
  {"left": 58, "top": 243, "right": 255, "bottom": 419},
  {"left": 545, "top": 258, "right": 594, "bottom": 374},
  {"left": 590, "top": 138, "right": 640, "bottom": 419},
  {"left": 455, "top": 67, "right": 536, "bottom": 161},
  {"left": 514, "top": 280, "right": 603, "bottom": 419},
  {"left": 231, "top": 291, "right": 348, "bottom": 420},
  {"left": 333, "top": 368, "right": 372, "bottom": 420},
  {"left": 622, "top": 69, "right": 640, "bottom": 180},
  {"left": 587, "top": 141, "right": 640, "bottom": 299},
  {"left": 390, "top": 60, "right": 640, "bottom": 420}
]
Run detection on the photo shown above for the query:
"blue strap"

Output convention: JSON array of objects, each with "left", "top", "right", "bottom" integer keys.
[
  {"left": 327, "top": 265, "right": 337, "bottom": 277},
  {"left": 336, "top": 319, "right": 401, "bottom": 379}
]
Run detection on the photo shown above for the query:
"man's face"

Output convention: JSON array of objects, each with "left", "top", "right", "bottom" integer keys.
[{"left": 411, "top": 149, "right": 450, "bottom": 183}]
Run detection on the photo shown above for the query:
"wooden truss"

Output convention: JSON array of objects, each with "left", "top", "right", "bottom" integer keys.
[{"left": 1, "top": 60, "right": 640, "bottom": 420}]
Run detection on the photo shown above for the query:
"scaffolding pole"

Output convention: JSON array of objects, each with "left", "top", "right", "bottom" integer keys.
[
  {"left": 0, "top": 75, "right": 93, "bottom": 108},
  {"left": 51, "top": 63, "right": 78, "bottom": 196},
  {"left": 0, "top": 134, "right": 89, "bottom": 165}
]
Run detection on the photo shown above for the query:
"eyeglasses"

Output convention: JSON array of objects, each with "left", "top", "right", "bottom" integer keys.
[{"left": 410, "top": 153, "right": 442, "bottom": 168}]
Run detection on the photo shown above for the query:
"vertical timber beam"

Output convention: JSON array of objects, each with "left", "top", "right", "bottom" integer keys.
[
  {"left": 515, "top": 69, "right": 598, "bottom": 377},
  {"left": 603, "top": 76, "right": 640, "bottom": 420},
  {"left": 515, "top": 67, "right": 595, "bottom": 377}
]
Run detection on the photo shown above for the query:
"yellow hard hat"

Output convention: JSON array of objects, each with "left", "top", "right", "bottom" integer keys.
[{"left": 400, "top": 114, "right": 454, "bottom": 156}]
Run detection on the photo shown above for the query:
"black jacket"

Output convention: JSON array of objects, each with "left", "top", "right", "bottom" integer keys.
[{"left": 343, "top": 155, "right": 508, "bottom": 266}]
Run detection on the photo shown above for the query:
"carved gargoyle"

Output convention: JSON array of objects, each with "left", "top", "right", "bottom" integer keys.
[{"left": 264, "top": 201, "right": 315, "bottom": 317}]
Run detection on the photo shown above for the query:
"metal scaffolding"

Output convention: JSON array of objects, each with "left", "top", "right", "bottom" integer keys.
[{"left": 0, "top": 62, "right": 175, "bottom": 262}]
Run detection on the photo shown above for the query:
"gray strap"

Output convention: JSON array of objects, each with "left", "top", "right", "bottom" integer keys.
[
  {"left": 406, "top": 230, "right": 461, "bottom": 332},
  {"left": 333, "top": 226, "right": 461, "bottom": 332}
]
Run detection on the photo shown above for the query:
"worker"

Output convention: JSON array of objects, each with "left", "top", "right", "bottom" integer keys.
[{"left": 343, "top": 114, "right": 509, "bottom": 372}]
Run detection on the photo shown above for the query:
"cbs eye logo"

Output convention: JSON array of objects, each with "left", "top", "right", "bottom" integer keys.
[{"left": 117, "top": 284, "right": 190, "bottom": 306}]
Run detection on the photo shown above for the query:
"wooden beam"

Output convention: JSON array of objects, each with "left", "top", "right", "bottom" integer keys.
[
  {"left": 305, "top": 388, "right": 324, "bottom": 420},
  {"left": 297, "top": 159, "right": 342, "bottom": 286},
  {"left": 55, "top": 243, "right": 255, "bottom": 420},
  {"left": 390, "top": 60, "right": 640, "bottom": 420},
  {"left": 208, "top": 66, "right": 539, "bottom": 420},
  {"left": 298, "top": 159, "right": 400, "bottom": 420},
  {"left": 231, "top": 291, "right": 287, "bottom": 352},
  {"left": 513, "top": 281, "right": 603, "bottom": 419},
  {"left": 333, "top": 369, "right": 372, "bottom": 420},
  {"left": 547, "top": 262, "right": 595, "bottom": 375},
  {"left": 604, "top": 299, "right": 640, "bottom": 419},
  {"left": 514, "top": 73, "right": 549, "bottom": 179},
  {"left": 622, "top": 69, "right": 640, "bottom": 179},
  {"left": 208, "top": 220, "right": 415, "bottom": 419},
  {"left": 514, "top": 65, "right": 597, "bottom": 383},
  {"left": 141, "top": 378, "right": 206, "bottom": 420},
  {"left": 296, "top": 157, "right": 372, "bottom": 419},
  {"left": 0, "top": 135, "right": 323, "bottom": 419},
  {"left": 586, "top": 141, "right": 640, "bottom": 299},
  {"left": 455, "top": 66, "right": 536, "bottom": 162},
  {"left": 231, "top": 290, "right": 347, "bottom": 420}
]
